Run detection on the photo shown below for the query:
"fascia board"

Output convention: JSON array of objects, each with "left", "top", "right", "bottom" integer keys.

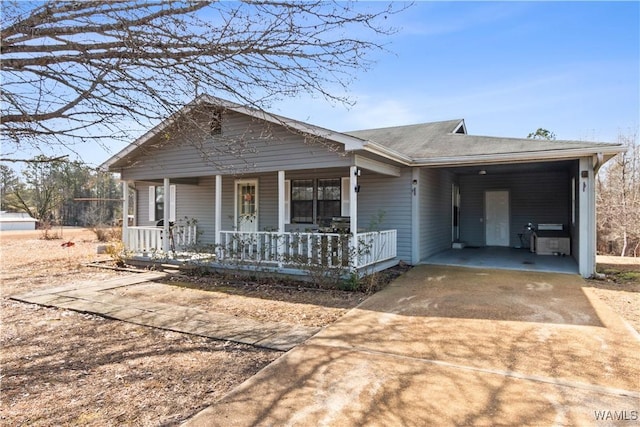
[
  {"left": 410, "top": 146, "right": 626, "bottom": 167},
  {"left": 354, "top": 154, "right": 402, "bottom": 177},
  {"left": 360, "top": 141, "right": 413, "bottom": 166}
]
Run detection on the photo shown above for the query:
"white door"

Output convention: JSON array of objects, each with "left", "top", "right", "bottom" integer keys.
[
  {"left": 235, "top": 180, "right": 258, "bottom": 233},
  {"left": 485, "top": 190, "right": 509, "bottom": 246}
]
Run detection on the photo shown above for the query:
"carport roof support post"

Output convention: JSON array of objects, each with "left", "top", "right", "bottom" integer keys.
[{"left": 578, "top": 156, "right": 596, "bottom": 278}]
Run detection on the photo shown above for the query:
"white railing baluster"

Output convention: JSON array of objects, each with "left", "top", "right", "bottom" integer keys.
[
  {"left": 127, "top": 226, "right": 198, "bottom": 255},
  {"left": 162, "top": 229, "right": 397, "bottom": 269}
]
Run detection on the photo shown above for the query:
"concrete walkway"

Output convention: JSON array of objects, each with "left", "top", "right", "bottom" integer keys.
[
  {"left": 10, "top": 272, "right": 320, "bottom": 351},
  {"left": 185, "top": 265, "right": 640, "bottom": 426}
]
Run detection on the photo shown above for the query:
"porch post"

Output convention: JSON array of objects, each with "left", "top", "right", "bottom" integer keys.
[
  {"left": 578, "top": 157, "right": 596, "bottom": 277},
  {"left": 411, "top": 168, "right": 420, "bottom": 265},
  {"left": 278, "top": 170, "right": 285, "bottom": 267},
  {"left": 278, "top": 171, "right": 286, "bottom": 232},
  {"left": 163, "top": 177, "right": 170, "bottom": 253},
  {"left": 350, "top": 166, "right": 358, "bottom": 268},
  {"left": 121, "top": 180, "right": 129, "bottom": 247},
  {"left": 215, "top": 175, "right": 222, "bottom": 246}
]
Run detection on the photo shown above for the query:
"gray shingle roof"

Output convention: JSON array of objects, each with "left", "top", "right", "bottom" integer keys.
[
  {"left": 345, "top": 120, "right": 623, "bottom": 162},
  {"left": 102, "top": 93, "right": 625, "bottom": 171}
]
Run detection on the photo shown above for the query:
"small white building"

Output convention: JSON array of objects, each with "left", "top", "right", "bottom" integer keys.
[{"left": 0, "top": 211, "right": 38, "bottom": 231}]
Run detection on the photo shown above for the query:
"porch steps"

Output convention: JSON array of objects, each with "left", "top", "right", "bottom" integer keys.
[{"left": 10, "top": 272, "right": 320, "bottom": 351}]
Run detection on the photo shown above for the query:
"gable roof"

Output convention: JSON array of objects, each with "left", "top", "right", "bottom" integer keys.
[
  {"left": 103, "top": 95, "right": 625, "bottom": 170},
  {"left": 102, "top": 95, "right": 367, "bottom": 170},
  {"left": 346, "top": 122, "right": 625, "bottom": 166}
]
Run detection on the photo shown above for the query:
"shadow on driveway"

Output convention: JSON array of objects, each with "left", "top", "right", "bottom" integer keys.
[
  {"left": 185, "top": 265, "right": 640, "bottom": 427},
  {"left": 357, "top": 265, "right": 603, "bottom": 326}
]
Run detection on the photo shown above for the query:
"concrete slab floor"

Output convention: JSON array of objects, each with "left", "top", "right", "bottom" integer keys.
[{"left": 424, "top": 247, "right": 578, "bottom": 275}]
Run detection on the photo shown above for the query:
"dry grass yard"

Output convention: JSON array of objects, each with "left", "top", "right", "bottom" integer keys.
[
  {"left": 0, "top": 228, "right": 364, "bottom": 426},
  {"left": 1, "top": 228, "right": 638, "bottom": 425}
]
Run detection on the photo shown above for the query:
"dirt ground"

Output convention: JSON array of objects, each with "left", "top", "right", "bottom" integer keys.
[
  {"left": 0, "top": 228, "right": 365, "bottom": 426},
  {"left": 587, "top": 255, "right": 640, "bottom": 332},
  {"left": 1, "top": 228, "right": 638, "bottom": 426}
]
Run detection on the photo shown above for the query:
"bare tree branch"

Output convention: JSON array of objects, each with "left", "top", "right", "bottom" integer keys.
[
  {"left": 0, "top": 155, "right": 69, "bottom": 164},
  {"left": 1, "top": 0, "right": 407, "bottom": 163},
  {"left": 596, "top": 130, "right": 640, "bottom": 256}
]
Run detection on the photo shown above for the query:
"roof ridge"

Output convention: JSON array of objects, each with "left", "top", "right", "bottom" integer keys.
[
  {"left": 447, "top": 132, "right": 620, "bottom": 146},
  {"left": 346, "top": 119, "right": 464, "bottom": 134}
]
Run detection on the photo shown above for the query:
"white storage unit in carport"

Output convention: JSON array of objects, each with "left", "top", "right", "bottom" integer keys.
[
  {"left": 0, "top": 211, "right": 37, "bottom": 231},
  {"left": 531, "top": 224, "right": 571, "bottom": 256}
]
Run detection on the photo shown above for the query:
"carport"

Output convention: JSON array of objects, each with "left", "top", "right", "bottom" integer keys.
[
  {"left": 366, "top": 120, "right": 624, "bottom": 279},
  {"left": 440, "top": 159, "right": 579, "bottom": 274},
  {"left": 416, "top": 151, "right": 613, "bottom": 278}
]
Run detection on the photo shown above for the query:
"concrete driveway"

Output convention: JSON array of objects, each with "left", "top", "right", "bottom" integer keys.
[{"left": 186, "top": 265, "right": 640, "bottom": 426}]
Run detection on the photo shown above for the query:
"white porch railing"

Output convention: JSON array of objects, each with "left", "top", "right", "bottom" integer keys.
[
  {"left": 125, "top": 227, "right": 396, "bottom": 270},
  {"left": 218, "top": 230, "right": 397, "bottom": 269},
  {"left": 127, "top": 225, "right": 197, "bottom": 254},
  {"left": 357, "top": 230, "right": 398, "bottom": 268}
]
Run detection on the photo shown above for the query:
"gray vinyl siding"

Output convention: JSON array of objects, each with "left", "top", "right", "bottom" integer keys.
[
  {"left": 459, "top": 171, "right": 570, "bottom": 247},
  {"left": 119, "top": 111, "right": 351, "bottom": 181},
  {"left": 357, "top": 168, "right": 413, "bottom": 263},
  {"left": 258, "top": 174, "right": 278, "bottom": 231},
  {"left": 420, "top": 168, "right": 457, "bottom": 259},
  {"left": 135, "top": 179, "right": 216, "bottom": 244}
]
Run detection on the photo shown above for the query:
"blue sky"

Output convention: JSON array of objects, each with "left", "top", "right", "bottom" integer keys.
[
  {"left": 8, "top": 1, "right": 638, "bottom": 169},
  {"left": 274, "top": 1, "right": 639, "bottom": 142}
]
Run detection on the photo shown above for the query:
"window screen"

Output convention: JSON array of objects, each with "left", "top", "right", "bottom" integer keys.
[
  {"left": 291, "top": 179, "right": 314, "bottom": 223},
  {"left": 317, "top": 178, "right": 341, "bottom": 220},
  {"left": 155, "top": 186, "right": 164, "bottom": 222}
]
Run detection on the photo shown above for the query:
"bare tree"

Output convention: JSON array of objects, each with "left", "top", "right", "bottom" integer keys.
[
  {"left": 8, "top": 157, "right": 66, "bottom": 224},
  {"left": 1, "top": 1, "right": 404, "bottom": 163},
  {"left": 597, "top": 131, "right": 640, "bottom": 257},
  {"left": 0, "top": 164, "right": 19, "bottom": 211}
]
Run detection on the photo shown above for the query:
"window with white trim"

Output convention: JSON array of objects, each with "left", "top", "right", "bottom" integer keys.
[
  {"left": 291, "top": 179, "right": 314, "bottom": 223},
  {"left": 149, "top": 185, "right": 176, "bottom": 222},
  {"left": 317, "top": 178, "right": 341, "bottom": 220},
  {"left": 155, "top": 186, "right": 165, "bottom": 221},
  {"left": 289, "top": 178, "right": 347, "bottom": 224}
]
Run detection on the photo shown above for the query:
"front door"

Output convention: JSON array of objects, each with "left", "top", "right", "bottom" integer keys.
[
  {"left": 485, "top": 190, "right": 509, "bottom": 246},
  {"left": 236, "top": 180, "right": 258, "bottom": 233}
]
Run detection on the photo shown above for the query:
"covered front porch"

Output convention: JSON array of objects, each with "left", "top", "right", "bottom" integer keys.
[{"left": 119, "top": 162, "right": 400, "bottom": 276}]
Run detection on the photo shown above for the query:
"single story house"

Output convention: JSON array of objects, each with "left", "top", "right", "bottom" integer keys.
[
  {"left": 102, "top": 95, "right": 624, "bottom": 278},
  {"left": 0, "top": 211, "right": 38, "bottom": 231}
]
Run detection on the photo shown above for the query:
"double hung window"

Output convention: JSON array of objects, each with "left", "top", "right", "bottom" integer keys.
[
  {"left": 317, "top": 179, "right": 341, "bottom": 220},
  {"left": 154, "top": 186, "right": 165, "bottom": 222},
  {"left": 290, "top": 178, "right": 342, "bottom": 224},
  {"left": 291, "top": 179, "right": 314, "bottom": 223},
  {"left": 148, "top": 185, "right": 176, "bottom": 222}
]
